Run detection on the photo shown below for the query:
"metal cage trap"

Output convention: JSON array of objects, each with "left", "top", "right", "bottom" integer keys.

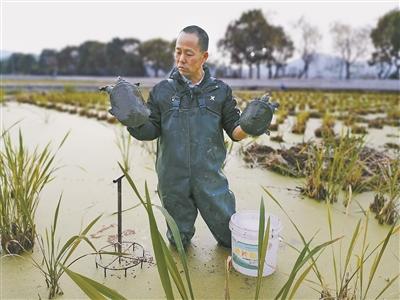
[{"left": 95, "top": 174, "right": 146, "bottom": 277}]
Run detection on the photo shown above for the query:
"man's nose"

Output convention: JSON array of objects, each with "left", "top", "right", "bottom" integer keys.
[{"left": 178, "top": 54, "right": 186, "bottom": 64}]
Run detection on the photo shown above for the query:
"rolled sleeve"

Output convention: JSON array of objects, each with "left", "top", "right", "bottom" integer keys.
[
  {"left": 127, "top": 89, "right": 161, "bottom": 141},
  {"left": 222, "top": 86, "right": 241, "bottom": 141}
]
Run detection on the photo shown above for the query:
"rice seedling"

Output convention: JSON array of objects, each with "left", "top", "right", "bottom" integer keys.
[
  {"left": 301, "top": 133, "right": 366, "bottom": 203},
  {"left": 61, "top": 266, "right": 127, "bottom": 300},
  {"left": 315, "top": 113, "right": 336, "bottom": 138},
  {"left": 63, "top": 85, "right": 77, "bottom": 94},
  {"left": 0, "top": 130, "right": 68, "bottom": 254},
  {"left": 119, "top": 163, "right": 195, "bottom": 300},
  {"left": 324, "top": 133, "right": 365, "bottom": 203},
  {"left": 141, "top": 140, "right": 158, "bottom": 164},
  {"left": 351, "top": 125, "right": 368, "bottom": 134},
  {"left": 0, "top": 88, "right": 5, "bottom": 102},
  {"left": 264, "top": 188, "right": 399, "bottom": 299},
  {"left": 386, "top": 109, "right": 400, "bottom": 120},
  {"left": 321, "top": 204, "right": 400, "bottom": 299},
  {"left": 301, "top": 142, "right": 328, "bottom": 201},
  {"left": 224, "top": 256, "right": 232, "bottom": 300},
  {"left": 31, "top": 196, "right": 102, "bottom": 299},
  {"left": 115, "top": 126, "right": 133, "bottom": 172},
  {"left": 275, "top": 109, "right": 288, "bottom": 125},
  {"left": 287, "top": 105, "right": 296, "bottom": 116},
  {"left": 370, "top": 159, "right": 400, "bottom": 225},
  {"left": 263, "top": 188, "right": 341, "bottom": 299},
  {"left": 255, "top": 199, "right": 271, "bottom": 299},
  {"left": 291, "top": 111, "right": 310, "bottom": 134}
]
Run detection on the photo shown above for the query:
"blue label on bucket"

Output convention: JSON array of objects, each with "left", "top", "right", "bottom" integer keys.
[{"left": 232, "top": 237, "right": 259, "bottom": 270}]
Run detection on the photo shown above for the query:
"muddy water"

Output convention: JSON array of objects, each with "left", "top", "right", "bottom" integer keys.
[{"left": 1, "top": 102, "right": 399, "bottom": 299}]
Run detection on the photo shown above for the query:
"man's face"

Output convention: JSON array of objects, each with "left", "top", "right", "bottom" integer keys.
[{"left": 175, "top": 32, "right": 208, "bottom": 80}]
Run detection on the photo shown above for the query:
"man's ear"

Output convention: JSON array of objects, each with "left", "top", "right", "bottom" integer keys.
[{"left": 202, "top": 51, "right": 209, "bottom": 64}]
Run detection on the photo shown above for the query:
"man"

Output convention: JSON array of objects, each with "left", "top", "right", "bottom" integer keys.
[{"left": 128, "top": 25, "right": 249, "bottom": 248}]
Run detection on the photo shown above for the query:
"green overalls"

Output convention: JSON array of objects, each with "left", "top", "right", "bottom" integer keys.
[{"left": 128, "top": 67, "right": 240, "bottom": 247}]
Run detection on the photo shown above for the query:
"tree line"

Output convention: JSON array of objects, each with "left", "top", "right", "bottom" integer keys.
[
  {"left": 1, "top": 38, "right": 175, "bottom": 77},
  {"left": 1, "top": 9, "right": 398, "bottom": 79}
]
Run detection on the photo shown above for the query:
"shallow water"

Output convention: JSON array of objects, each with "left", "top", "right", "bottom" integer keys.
[{"left": 1, "top": 101, "right": 399, "bottom": 299}]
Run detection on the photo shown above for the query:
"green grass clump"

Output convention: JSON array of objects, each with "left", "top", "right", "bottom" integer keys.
[{"left": 0, "top": 130, "right": 67, "bottom": 254}]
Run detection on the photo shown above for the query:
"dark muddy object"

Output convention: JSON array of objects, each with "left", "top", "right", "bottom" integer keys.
[
  {"left": 291, "top": 124, "right": 306, "bottom": 134},
  {"left": 314, "top": 126, "right": 335, "bottom": 138},
  {"left": 299, "top": 184, "right": 328, "bottom": 201},
  {"left": 368, "top": 118, "right": 384, "bottom": 129},
  {"left": 242, "top": 143, "right": 307, "bottom": 177},
  {"left": 288, "top": 106, "right": 296, "bottom": 116},
  {"left": 351, "top": 125, "right": 368, "bottom": 134},
  {"left": 269, "top": 123, "right": 279, "bottom": 131},
  {"left": 242, "top": 143, "right": 275, "bottom": 166},
  {"left": 1, "top": 225, "right": 34, "bottom": 254},
  {"left": 270, "top": 134, "right": 284, "bottom": 142},
  {"left": 384, "top": 142, "right": 400, "bottom": 151},
  {"left": 370, "top": 194, "right": 399, "bottom": 225},
  {"left": 309, "top": 111, "right": 323, "bottom": 118},
  {"left": 279, "top": 143, "right": 308, "bottom": 171}
]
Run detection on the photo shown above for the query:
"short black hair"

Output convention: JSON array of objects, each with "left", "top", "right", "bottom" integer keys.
[{"left": 181, "top": 25, "right": 209, "bottom": 52}]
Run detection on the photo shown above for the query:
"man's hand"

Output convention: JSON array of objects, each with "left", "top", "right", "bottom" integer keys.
[{"left": 232, "top": 126, "right": 248, "bottom": 141}]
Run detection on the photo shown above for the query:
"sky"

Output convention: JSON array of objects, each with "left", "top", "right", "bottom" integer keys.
[{"left": 1, "top": 0, "right": 398, "bottom": 61}]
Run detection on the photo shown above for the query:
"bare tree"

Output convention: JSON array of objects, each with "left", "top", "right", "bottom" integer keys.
[
  {"left": 294, "top": 17, "right": 321, "bottom": 79},
  {"left": 330, "top": 22, "right": 370, "bottom": 79}
]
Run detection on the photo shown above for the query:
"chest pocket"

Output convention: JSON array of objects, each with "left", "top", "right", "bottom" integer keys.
[
  {"left": 203, "top": 97, "right": 221, "bottom": 117},
  {"left": 203, "top": 85, "right": 223, "bottom": 117}
]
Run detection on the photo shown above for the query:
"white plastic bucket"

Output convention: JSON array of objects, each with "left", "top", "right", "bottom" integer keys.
[{"left": 229, "top": 210, "right": 282, "bottom": 277}]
